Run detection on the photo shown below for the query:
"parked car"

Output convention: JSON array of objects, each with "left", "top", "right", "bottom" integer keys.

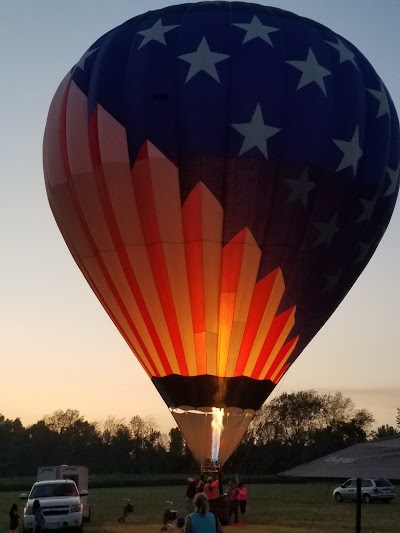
[
  {"left": 20, "top": 479, "right": 87, "bottom": 532},
  {"left": 333, "top": 478, "right": 395, "bottom": 503}
]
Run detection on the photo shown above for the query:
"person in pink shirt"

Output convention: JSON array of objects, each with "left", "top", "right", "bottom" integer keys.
[
  {"left": 237, "top": 482, "right": 248, "bottom": 518},
  {"left": 227, "top": 480, "right": 239, "bottom": 524},
  {"left": 204, "top": 476, "right": 219, "bottom": 500}
]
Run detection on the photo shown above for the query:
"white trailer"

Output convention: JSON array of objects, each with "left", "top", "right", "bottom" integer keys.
[{"left": 37, "top": 465, "right": 91, "bottom": 520}]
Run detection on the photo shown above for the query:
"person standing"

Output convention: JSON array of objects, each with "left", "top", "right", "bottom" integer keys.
[
  {"left": 237, "top": 482, "right": 248, "bottom": 520},
  {"left": 196, "top": 474, "right": 205, "bottom": 494},
  {"left": 185, "top": 478, "right": 197, "bottom": 513},
  {"left": 9, "top": 503, "right": 19, "bottom": 533},
  {"left": 32, "top": 499, "right": 46, "bottom": 532},
  {"left": 184, "top": 492, "right": 223, "bottom": 533},
  {"left": 204, "top": 476, "right": 219, "bottom": 500},
  {"left": 227, "top": 480, "right": 239, "bottom": 524}
]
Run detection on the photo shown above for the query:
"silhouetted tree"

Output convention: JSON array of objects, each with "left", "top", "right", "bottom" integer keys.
[{"left": 370, "top": 424, "right": 398, "bottom": 440}]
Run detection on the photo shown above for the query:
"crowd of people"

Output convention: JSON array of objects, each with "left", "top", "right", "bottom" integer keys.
[
  {"left": 183, "top": 473, "right": 248, "bottom": 532},
  {"left": 8, "top": 476, "right": 247, "bottom": 533}
]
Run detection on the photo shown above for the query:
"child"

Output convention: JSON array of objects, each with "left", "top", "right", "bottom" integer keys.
[
  {"left": 9, "top": 503, "right": 19, "bottom": 533},
  {"left": 32, "top": 499, "right": 46, "bottom": 533}
]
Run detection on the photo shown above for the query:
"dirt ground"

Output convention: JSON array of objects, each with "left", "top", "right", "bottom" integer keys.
[{"left": 102, "top": 524, "right": 308, "bottom": 533}]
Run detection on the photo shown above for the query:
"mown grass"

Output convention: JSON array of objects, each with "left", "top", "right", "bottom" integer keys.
[{"left": 1, "top": 482, "right": 399, "bottom": 532}]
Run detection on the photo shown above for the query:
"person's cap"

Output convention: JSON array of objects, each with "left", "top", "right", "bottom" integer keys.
[{"left": 207, "top": 477, "right": 213, "bottom": 482}]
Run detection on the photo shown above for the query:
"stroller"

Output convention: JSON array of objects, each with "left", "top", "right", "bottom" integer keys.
[
  {"left": 118, "top": 498, "right": 134, "bottom": 523},
  {"left": 160, "top": 501, "right": 184, "bottom": 531}
]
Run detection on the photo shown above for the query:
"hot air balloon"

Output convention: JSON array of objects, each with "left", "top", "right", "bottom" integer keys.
[{"left": 43, "top": 2, "right": 399, "bottom": 468}]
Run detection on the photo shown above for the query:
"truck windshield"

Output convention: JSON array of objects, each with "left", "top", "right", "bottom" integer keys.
[{"left": 30, "top": 483, "right": 78, "bottom": 498}]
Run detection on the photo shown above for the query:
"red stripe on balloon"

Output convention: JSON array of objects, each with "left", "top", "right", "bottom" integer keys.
[
  {"left": 274, "top": 364, "right": 289, "bottom": 384},
  {"left": 182, "top": 185, "right": 205, "bottom": 333},
  {"left": 251, "top": 307, "right": 295, "bottom": 379},
  {"left": 264, "top": 336, "right": 298, "bottom": 380},
  {"left": 86, "top": 112, "right": 172, "bottom": 376},
  {"left": 56, "top": 88, "right": 159, "bottom": 376},
  {"left": 234, "top": 269, "right": 281, "bottom": 376},
  {"left": 132, "top": 143, "right": 189, "bottom": 376},
  {"left": 220, "top": 229, "right": 245, "bottom": 293}
]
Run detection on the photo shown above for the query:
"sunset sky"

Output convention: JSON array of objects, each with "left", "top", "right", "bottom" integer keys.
[{"left": 0, "top": 0, "right": 399, "bottom": 435}]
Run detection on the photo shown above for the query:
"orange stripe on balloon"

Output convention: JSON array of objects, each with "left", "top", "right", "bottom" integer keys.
[
  {"left": 234, "top": 268, "right": 284, "bottom": 376},
  {"left": 274, "top": 364, "right": 289, "bottom": 384},
  {"left": 251, "top": 306, "right": 296, "bottom": 379},
  {"left": 86, "top": 115, "right": 174, "bottom": 376},
  {"left": 194, "top": 332, "right": 207, "bottom": 375},
  {"left": 146, "top": 143, "right": 196, "bottom": 376},
  {"left": 183, "top": 185, "right": 205, "bottom": 335},
  {"left": 217, "top": 230, "right": 246, "bottom": 376},
  {"left": 183, "top": 183, "right": 223, "bottom": 375},
  {"left": 226, "top": 229, "right": 261, "bottom": 377},
  {"left": 51, "top": 81, "right": 157, "bottom": 377},
  {"left": 96, "top": 107, "right": 170, "bottom": 377},
  {"left": 131, "top": 146, "right": 189, "bottom": 376},
  {"left": 217, "top": 292, "right": 236, "bottom": 376},
  {"left": 201, "top": 186, "right": 223, "bottom": 375},
  {"left": 264, "top": 336, "right": 299, "bottom": 381},
  {"left": 269, "top": 336, "right": 299, "bottom": 383},
  {"left": 83, "top": 109, "right": 171, "bottom": 375}
]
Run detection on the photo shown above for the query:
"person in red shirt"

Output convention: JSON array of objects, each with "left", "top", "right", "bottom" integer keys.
[{"left": 204, "top": 476, "right": 219, "bottom": 500}]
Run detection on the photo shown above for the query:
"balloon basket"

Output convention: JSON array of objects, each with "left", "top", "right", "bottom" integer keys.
[
  {"left": 201, "top": 459, "right": 221, "bottom": 474},
  {"left": 209, "top": 495, "right": 230, "bottom": 526}
]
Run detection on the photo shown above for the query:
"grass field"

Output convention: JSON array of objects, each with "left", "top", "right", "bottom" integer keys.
[{"left": 1, "top": 483, "right": 399, "bottom": 532}]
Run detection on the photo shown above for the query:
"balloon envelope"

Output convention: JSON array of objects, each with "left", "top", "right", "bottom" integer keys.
[{"left": 43, "top": 2, "right": 399, "bottom": 465}]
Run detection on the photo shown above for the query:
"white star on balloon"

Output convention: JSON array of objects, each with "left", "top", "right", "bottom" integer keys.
[
  {"left": 287, "top": 48, "right": 331, "bottom": 96},
  {"left": 357, "top": 194, "right": 379, "bottom": 223},
  {"left": 284, "top": 166, "right": 316, "bottom": 209},
  {"left": 332, "top": 126, "right": 363, "bottom": 176},
  {"left": 384, "top": 162, "right": 400, "bottom": 197},
  {"left": 178, "top": 37, "right": 230, "bottom": 83},
  {"left": 233, "top": 15, "right": 279, "bottom": 46},
  {"left": 137, "top": 19, "right": 180, "bottom": 49},
  {"left": 74, "top": 48, "right": 99, "bottom": 71},
  {"left": 325, "top": 37, "right": 358, "bottom": 69},
  {"left": 367, "top": 80, "right": 390, "bottom": 118},
  {"left": 312, "top": 214, "right": 339, "bottom": 248},
  {"left": 231, "top": 103, "right": 281, "bottom": 159}
]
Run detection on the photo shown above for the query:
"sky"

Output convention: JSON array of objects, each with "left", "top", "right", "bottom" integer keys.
[{"left": 0, "top": 0, "right": 399, "bottom": 435}]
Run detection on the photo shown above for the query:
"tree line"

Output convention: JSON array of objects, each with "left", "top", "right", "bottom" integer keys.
[{"left": 0, "top": 390, "right": 399, "bottom": 477}]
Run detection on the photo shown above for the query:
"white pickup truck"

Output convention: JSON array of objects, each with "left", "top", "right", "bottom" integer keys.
[{"left": 20, "top": 479, "right": 87, "bottom": 532}]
